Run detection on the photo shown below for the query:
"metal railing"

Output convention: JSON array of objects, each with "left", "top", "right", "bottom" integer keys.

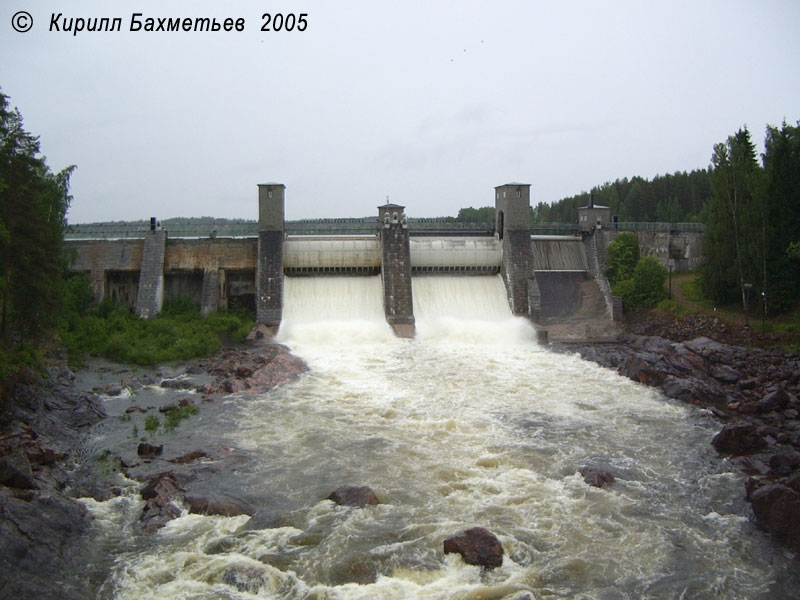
[
  {"left": 610, "top": 222, "right": 705, "bottom": 232},
  {"left": 63, "top": 218, "right": 704, "bottom": 240}
]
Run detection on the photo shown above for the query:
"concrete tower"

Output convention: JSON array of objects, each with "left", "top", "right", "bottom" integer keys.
[
  {"left": 378, "top": 203, "right": 415, "bottom": 337},
  {"left": 494, "top": 183, "right": 540, "bottom": 320},
  {"left": 256, "top": 183, "right": 285, "bottom": 330}
]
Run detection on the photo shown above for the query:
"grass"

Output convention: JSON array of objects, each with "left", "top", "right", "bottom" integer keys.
[
  {"left": 163, "top": 403, "right": 199, "bottom": 432},
  {"left": 653, "top": 271, "right": 800, "bottom": 348},
  {"left": 761, "top": 307, "right": 800, "bottom": 335},
  {"left": 144, "top": 414, "right": 160, "bottom": 437}
]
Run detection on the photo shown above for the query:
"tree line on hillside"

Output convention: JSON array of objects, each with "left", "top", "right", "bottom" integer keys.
[{"left": 532, "top": 169, "right": 712, "bottom": 224}]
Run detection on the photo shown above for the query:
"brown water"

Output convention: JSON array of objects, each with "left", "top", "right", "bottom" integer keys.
[{"left": 87, "top": 276, "right": 800, "bottom": 599}]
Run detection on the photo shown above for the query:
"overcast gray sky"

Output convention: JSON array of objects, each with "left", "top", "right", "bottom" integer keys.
[{"left": 2, "top": 0, "right": 799, "bottom": 223}]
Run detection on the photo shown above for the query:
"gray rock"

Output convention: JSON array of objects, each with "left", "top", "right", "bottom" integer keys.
[
  {"left": 760, "top": 389, "right": 790, "bottom": 412},
  {"left": 0, "top": 449, "right": 38, "bottom": 489},
  {"left": 579, "top": 466, "right": 616, "bottom": 488},
  {"left": 748, "top": 483, "right": 800, "bottom": 553},
  {"left": 712, "top": 424, "right": 768, "bottom": 455},
  {"left": 327, "top": 485, "right": 379, "bottom": 507},
  {"left": 443, "top": 527, "right": 504, "bottom": 569}
]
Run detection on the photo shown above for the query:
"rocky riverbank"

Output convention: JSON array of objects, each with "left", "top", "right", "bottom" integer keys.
[
  {"left": 0, "top": 362, "right": 106, "bottom": 599},
  {"left": 556, "top": 321, "right": 800, "bottom": 555},
  {"left": 0, "top": 339, "right": 307, "bottom": 598}
]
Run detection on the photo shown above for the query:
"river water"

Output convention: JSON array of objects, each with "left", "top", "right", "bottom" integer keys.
[{"left": 89, "top": 276, "right": 799, "bottom": 599}]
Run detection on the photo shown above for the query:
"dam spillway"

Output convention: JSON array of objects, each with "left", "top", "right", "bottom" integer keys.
[
  {"left": 86, "top": 274, "right": 800, "bottom": 598},
  {"left": 64, "top": 182, "right": 637, "bottom": 341}
]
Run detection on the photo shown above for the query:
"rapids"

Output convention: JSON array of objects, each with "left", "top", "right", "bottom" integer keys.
[{"left": 89, "top": 276, "right": 799, "bottom": 599}]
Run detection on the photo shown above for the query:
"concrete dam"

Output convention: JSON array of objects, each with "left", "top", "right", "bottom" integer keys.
[{"left": 65, "top": 183, "right": 633, "bottom": 341}]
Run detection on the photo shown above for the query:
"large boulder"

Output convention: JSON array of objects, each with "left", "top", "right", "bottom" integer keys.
[
  {"left": 327, "top": 485, "right": 379, "bottom": 507},
  {"left": 748, "top": 483, "right": 800, "bottom": 553},
  {"left": 185, "top": 495, "right": 254, "bottom": 517},
  {"left": 137, "top": 442, "right": 163, "bottom": 458},
  {"left": 0, "top": 490, "right": 94, "bottom": 600},
  {"left": 0, "top": 449, "right": 38, "bottom": 489},
  {"left": 138, "top": 471, "right": 185, "bottom": 533},
  {"left": 712, "top": 424, "right": 768, "bottom": 455},
  {"left": 443, "top": 527, "right": 504, "bottom": 569},
  {"left": 759, "top": 389, "right": 790, "bottom": 413},
  {"left": 579, "top": 466, "right": 615, "bottom": 488}
]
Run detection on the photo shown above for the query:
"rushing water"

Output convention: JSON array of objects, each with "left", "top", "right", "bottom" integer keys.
[{"left": 89, "top": 276, "right": 799, "bottom": 599}]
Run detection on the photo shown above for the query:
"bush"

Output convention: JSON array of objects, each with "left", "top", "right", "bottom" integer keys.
[
  {"left": 613, "top": 256, "right": 668, "bottom": 310},
  {"left": 605, "top": 232, "right": 639, "bottom": 284},
  {"left": 161, "top": 296, "right": 200, "bottom": 317},
  {"left": 59, "top": 292, "right": 254, "bottom": 366},
  {"left": 632, "top": 256, "right": 669, "bottom": 307},
  {"left": 0, "top": 344, "right": 43, "bottom": 382}
]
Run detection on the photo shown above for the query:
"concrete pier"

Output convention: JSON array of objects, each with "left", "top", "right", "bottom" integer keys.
[
  {"left": 135, "top": 229, "right": 166, "bottom": 318},
  {"left": 256, "top": 183, "right": 285, "bottom": 332},
  {"left": 494, "top": 183, "right": 541, "bottom": 321},
  {"left": 378, "top": 203, "right": 415, "bottom": 338}
]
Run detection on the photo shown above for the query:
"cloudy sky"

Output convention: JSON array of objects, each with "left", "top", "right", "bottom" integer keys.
[{"left": 2, "top": 0, "right": 799, "bottom": 223}]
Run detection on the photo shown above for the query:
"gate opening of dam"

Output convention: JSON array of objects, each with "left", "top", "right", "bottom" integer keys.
[{"left": 66, "top": 183, "right": 703, "bottom": 342}]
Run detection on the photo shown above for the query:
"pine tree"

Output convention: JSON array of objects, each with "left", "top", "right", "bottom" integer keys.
[
  {"left": 763, "top": 121, "right": 800, "bottom": 313},
  {"left": 0, "top": 89, "right": 75, "bottom": 342},
  {"left": 701, "top": 127, "right": 764, "bottom": 308}
]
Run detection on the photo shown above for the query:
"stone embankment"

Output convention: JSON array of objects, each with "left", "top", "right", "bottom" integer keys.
[{"left": 561, "top": 329, "right": 800, "bottom": 554}]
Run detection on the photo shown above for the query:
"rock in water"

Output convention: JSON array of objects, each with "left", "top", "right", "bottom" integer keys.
[
  {"left": 579, "top": 466, "right": 615, "bottom": 488},
  {"left": 137, "top": 442, "right": 163, "bottom": 457},
  {"left": 185, "top": 495, "right": 254, "bottom": 517},
  {"left": 443, "top": 527, "right": 504, "bottom": 569},
  {"left": 326, "top": 485, "right": 379, "bottom": 507}
]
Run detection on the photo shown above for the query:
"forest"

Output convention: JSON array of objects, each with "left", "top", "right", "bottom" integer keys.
[{"left": 531, "top": 169, "right": 712, "bottom": 224}]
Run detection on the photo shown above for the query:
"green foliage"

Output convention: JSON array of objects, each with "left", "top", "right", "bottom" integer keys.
[
  {"left": 96, "top": 450, "right": 122, "bottom": 476},
  {"left": 699, "top": 122, "right": 800, "bottom": 316},
  {"left": 0, "top": 343, "right": 43, "bottom": 381},
  {"left": 58, "top": 280, "right": 254, "bottom": 366},
  {"left": 762, "top": 122, "right": 800, "bottom": 313},
  {"left": 611, "top": 278, "right": 635, "bottom": 304},
  {"left": 613, "top": 256, "right": 668, "bottom": 310},
  {"left": 604, "top": 232, "right": 639, "bottom": 284},
  {"left": 456, "top": 206, "right": 495, "bottom": 223},
  {"left": 632, "top": 257, "right": 669, "bottom": 307},
  {"left": 161, "top": 296, "right": 200, "bottom": 317},
  {"left": 534, "top": 170, "right": 712, "bottom": 224},
  {"left": 654, "top": 298, "right": 690, "bottom": 318},
  {"left": 0, "top": 88, "right": 75, "bottom": 342},
  {"left": 700, "top": 127, "right": 765, "bottom": 308},
  {"left": 679, "top": 275, "right": 713, "bottom": 308},
  {"left": 144, "top": 414, "right": 160, "bottom": 437},
  {"left": 788, "top": 241, "right": 800, "bottom": 262},
  {"left": 163, "top": 403, "right": 199, "bottom": 432}
]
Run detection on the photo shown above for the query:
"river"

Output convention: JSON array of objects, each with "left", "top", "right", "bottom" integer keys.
[{"left": 87, "top": 275, "right": 799, "bottom": 599}]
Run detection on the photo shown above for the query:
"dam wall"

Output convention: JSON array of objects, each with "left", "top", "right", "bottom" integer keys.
[
  {"left": 598, "top": 228, "right": 703, "bottom": 272},
  {"left": 64, "top": 181, "right": 704, "bottom": 341}
]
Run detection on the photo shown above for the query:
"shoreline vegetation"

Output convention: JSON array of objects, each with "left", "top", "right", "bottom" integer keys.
[{"left": 60, "top": 287, "right": 255, "bottom": 367}]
